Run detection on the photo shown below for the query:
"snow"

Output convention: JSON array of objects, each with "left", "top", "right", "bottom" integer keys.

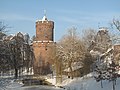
[
  {"left": 46, "top": 77, "right": 56, "bottom": 85},
  {"left": 0, "top": 67, "right": 34, "bottom": 90},
  {"left": 36, "top": 15, "right": 48, "bottom": 22},
  {"left": 22, "top": 67, "right": 34, "bottom": 75},
  {"left": 6, "top": 81, "right": 24, "bottom": 89},
  {"left": 0, "top": 78, "right": 23, "bottom": 90},
  {"left": 65, "top": 77, "right": 120, "bottom": 90},
  {"left": 46, "top": 73, "right": 120, "bottom": 90},
  {"left": 0, "top": 78, "right": 62, "bottom": 90},
  {"left": 1, "top": 72, "right": 120, "bottom": 90},
  {"left": 64, "top": 65, "right": 82, "bottom": 72},
  {"left": 0, "top": 67, "right": 34, "bottom": 78},
  {"left": 90, "top": 50, "right": 101, "bottom": 56},
  {"left": 42, "top": 16, "right": 48, "bottom": 21},
  {"left": 33, "top": 40, "right": 53, "bottom": 43}
]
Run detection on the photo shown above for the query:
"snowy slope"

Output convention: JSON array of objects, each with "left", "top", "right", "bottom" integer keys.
[
  {"left": 1, "top": 74, "right": 120, "bottom": 90},
  {"left": 63, "top": 77, "right": 120, "bottom": 90},
  {"left": 61, "top": 75, "right": 120, "bottom": 90},
  {"left": 47, "top": 74, "right": 120, "bottom": 90}
]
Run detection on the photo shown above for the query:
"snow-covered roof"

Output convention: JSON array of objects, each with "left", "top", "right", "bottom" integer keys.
[
  {"left": 90, "top": 50, "right": 101, "bottom": 56},
  {"left": 106, "top": 47, "right": 113, "bottom": 53},
  {"left": 42, "top": 15, "right": 48, "bottom": 21},
  {"left": 113, "top": 44, "right": 120, "bottom": 46},
  {"left": 64, "top": 62, "right": 83, "bottom": 72},
  {"left": 64, "top": 65, "right": 82, "bottom": 72},
  {"left": 99, "top": 27, "right": 108, "bottom": 31},
  {"left": 36, "top": 15, "right": 49, "bottom": 22}
]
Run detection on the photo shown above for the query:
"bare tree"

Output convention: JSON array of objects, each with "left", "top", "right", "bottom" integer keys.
[
  {"left": 91, "top": 28, "right": 119, "bottom": 90},
  {"left": 110, "top": 18, "right": 120, "bottom": 44},
  {"left": 0, "top": 22, "right": 9, "bottom": 74},
  {"left": 0, "top": 39, "right": 10, "bottom": 73},
  {"left": 112, "top": 18, "right": 120, "bottom": 32},
  {"left": 55, "top": 27, "right": 86, "bottom": 79},
  {"left": 9, "top": 32, "right": 34, "bottom": 78},
  {"left": 82, "top": 28, "right": 97, "bottom": 51},
  {"left": 0, "top": 22, "right": 7, "bottom": 32},
  {"left": 0, "top": 22, "right": 34, "bottom": 78},
  {"left": 0, "top": 22, "right": 7, "bottom": 40},
  {"left": 9, "top": 33, "right": 25, "bottom": 78},
  {"left": 82, "top": 28, "right": 97, "bottom": 49},
  {"left": 85, "top": 27, "right": 112, "bottom": 55}
]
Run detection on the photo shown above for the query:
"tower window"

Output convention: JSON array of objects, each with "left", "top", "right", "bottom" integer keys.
[
  {"left": 45, "top": 46, "right": 47, "bottom": 50},
  {"left": 44, "top": 34, "right": 48, "bottom": 38}
]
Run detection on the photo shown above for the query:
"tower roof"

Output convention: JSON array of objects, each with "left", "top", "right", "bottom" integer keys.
[
  {"left": 42, "top": 15, "right": 48, "bottom": 21},
  {"left": 36, "top": 11, "right": 54, "bottom": 22},
  {"left": 36, "top": 15, "right": 49, "bottom": 22},
  {"left": 42, "top": 10, "right": 48, "bottom": 21}
]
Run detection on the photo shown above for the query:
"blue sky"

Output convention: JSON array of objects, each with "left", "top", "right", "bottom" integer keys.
[{"left": 0, "top": 0, "right": 120, "bottom": 41}]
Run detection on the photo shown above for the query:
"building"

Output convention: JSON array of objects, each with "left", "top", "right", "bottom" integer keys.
[
  {"left": 114, "top": 44, "right": 120, "bottom": 65},
  {"left": 32, "top": 14, "right": 55, "bottom": 75}
]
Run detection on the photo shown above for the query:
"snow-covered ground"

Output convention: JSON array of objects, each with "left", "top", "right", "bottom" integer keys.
[
  {"left": 47, "top": 73, "right": 120, "bottom": 90},
  {"left": 1, "top": 73, "right": 120, "bottom": 90},
  {"left": 0, "top": 78, "right": 23, "bottom": 90},
  {"left": 0, "top": 78, "right": 62, "bottom": 90}
]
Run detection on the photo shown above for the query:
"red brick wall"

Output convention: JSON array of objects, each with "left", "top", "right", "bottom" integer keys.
[
  {"left": 33, "top": 20, "right": 55, "bottom": 75},
  {"left": 36, "top": 21, "right": 54, "bottom": 41}
]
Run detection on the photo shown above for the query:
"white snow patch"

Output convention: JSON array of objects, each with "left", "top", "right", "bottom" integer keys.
[{"left": 46, "top": 73, "right": 120, "bottom": 90}]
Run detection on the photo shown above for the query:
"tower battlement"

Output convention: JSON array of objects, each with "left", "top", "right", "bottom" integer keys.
[{"left": 36, "top": 20, "right": 54, "bottom": 25}]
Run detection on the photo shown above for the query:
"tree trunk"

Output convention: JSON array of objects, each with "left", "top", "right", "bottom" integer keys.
[
  {"left": 68, "top": 61, "right": 73, "bottom": 79},
  {"left": 14, "top": 68, "right": 18, "bottom": 79},
  {"left": 70, "top": 66, "right": 73, "bottom": 79},
  {"left": 13, "top": 50, "right": 18, "bottom": 79},
  {"left": 113, "top": 80, "right": 115, "bottom": 90},
  {"left": 101, "top": 80, "right": 103, "bottom": 88}
]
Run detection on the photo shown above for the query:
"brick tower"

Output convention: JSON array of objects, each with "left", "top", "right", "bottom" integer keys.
[{"left": 33, "top": 14, "right": 55, "bottom": 75}]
